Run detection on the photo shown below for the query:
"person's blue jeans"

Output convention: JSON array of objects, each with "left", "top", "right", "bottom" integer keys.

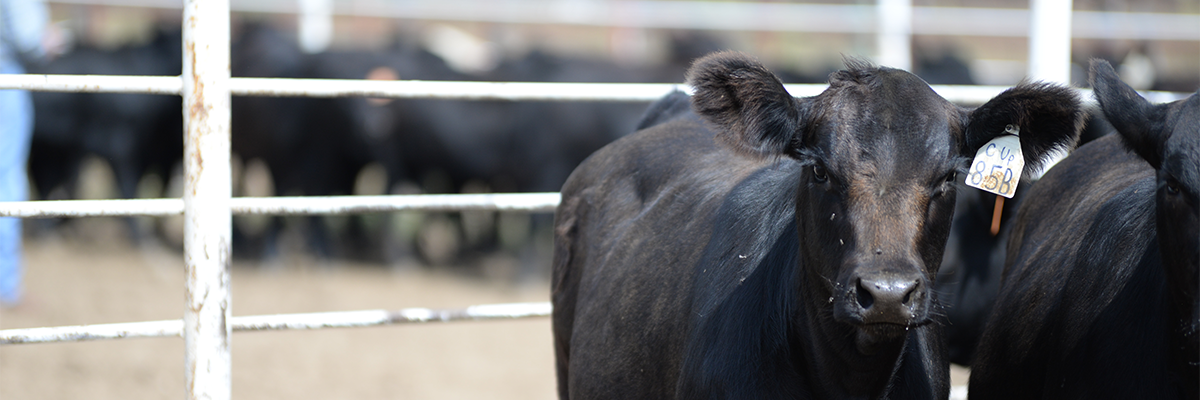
[{"left": 0, "top": 78, "right": 33, "bottom": 306}]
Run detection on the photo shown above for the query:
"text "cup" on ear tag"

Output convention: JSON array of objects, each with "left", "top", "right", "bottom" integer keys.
[{"left": 967, "top": 125, "right": 1024, "bottom": 198}]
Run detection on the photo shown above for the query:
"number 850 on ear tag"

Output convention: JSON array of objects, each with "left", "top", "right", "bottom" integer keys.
[{"left": 967, "top": 125, "right": 1024, "bottom": 198}]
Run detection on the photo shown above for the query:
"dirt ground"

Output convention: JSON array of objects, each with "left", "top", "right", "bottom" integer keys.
[
  {"left": 1, "top": 233, "right": 557, "bottom": 400},
  {"left": 1, "top": 228, "right": 968, "bottom": 399}
]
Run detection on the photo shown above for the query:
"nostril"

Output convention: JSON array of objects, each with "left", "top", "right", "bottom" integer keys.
[
  {"left": 856, "top": 279, "right": 875, "bottom": 310},
  {"left": 901, "top": 280, "right": 919, "bottom": 305}
]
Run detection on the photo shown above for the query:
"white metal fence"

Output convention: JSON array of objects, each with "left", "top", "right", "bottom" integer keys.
[{"left": 0, "top": 1, "right": 1196, "bottom": 399}]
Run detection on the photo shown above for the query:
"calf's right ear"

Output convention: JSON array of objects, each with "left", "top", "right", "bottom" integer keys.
[
  {"left": 687, "top": 51, "right": 805, "bottom": 159},
  {"left": 1090, "top": 58, "right": 1170, "bottom": 169}
]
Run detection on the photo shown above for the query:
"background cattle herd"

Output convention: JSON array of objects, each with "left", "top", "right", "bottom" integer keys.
[
  {"left": 12, "top": 5, "right": 1199, "bottom": 399},
  {"left": 22, "top": 22, "right": 995, "bottom": 271}
]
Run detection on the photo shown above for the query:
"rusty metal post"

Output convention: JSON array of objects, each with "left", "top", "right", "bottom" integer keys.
[{"left": 182, "top": 0, "right": 232, "bottom": 398}]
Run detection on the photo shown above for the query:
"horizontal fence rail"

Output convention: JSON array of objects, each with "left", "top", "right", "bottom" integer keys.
[
  {"left": 0, "top": 74, "right": 693, "bottom": 100},
  {"left": 0, "top": 302, "right": 553, "bottom": 345},
  {"left": 0, "top": 74, "right": 689, "bottom": 100},
  {"left": 228, "top": 192, "right": 561, "bottom": 215},
  {"left": 0, "top": 74, "right": 184, "bottom": 94},
  {"left": 0, "top": 75, "right": 1191, "bottom": 104},
  {"left": 43, "top": 0, "right": 1200, "bottom": 41},
  {"left": 231, "top": 78, "right": 695, "bottom": 101},
  {"left": 0, "top": 193, "right": 562, "bottom": 218}
]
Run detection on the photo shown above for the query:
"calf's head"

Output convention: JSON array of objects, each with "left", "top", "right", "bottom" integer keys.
[
  {"left": 688, "top": 52, "right": 1083, "bottom": 349},
  {"left": 1091, "top": 59, "right": 1198, "bottom": 352}
]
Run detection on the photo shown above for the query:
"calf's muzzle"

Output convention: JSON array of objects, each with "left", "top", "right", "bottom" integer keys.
[{"left": 839, "top": 261, "right": 929, "bottom": 328}]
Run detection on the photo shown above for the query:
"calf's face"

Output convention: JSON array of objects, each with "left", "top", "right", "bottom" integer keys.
[
  {"left": 1091, "top": 59, "right": 1199, "bottom": 349},
  {"left": 798, "top": 65, "right": 963, "bottom": 345},
  {"left": 688, "top": 52, "right": 1083, "bottom": 349}
]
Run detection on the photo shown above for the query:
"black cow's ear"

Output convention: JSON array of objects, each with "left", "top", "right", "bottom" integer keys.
[
  {"left": 1090, "top": 58, "right": 1169, "bottom": 169},
  {"left": 688, "top": 51, "right": 803, "bottom": 159},
  {"left": 963, "top": 80, "right": 1086, "bottom": 176}
]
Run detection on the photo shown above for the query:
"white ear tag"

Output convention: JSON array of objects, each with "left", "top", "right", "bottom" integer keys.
[{"left": 966, "top": 124, "right": 1024, "bottom": 198}]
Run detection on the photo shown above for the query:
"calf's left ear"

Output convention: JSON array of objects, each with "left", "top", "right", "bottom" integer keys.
[
  {"left": 962, "top": 82, "right": 1086, "bottom": 175},
  {"left": 688, "top": 51, "right": 804, "bottom": 159},
  {"left": 1090, "top": 58, "right": 1174, "bottom": 169}
]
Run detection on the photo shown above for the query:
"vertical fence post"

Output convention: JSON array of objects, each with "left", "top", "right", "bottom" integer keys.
[
  {"left": 1028, "top": 0, "right": 1073, "bottom": 84},
  {"left": 299, "top": 0, "right": 334, "bottom": 53},
  {"left": 182, "top": 0, "right": 232, "bottom": 398},
  {"left": 876, "top": 0, "right": 912, "bottom": 71}
]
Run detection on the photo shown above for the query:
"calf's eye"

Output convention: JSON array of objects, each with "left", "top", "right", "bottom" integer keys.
[
  {"left": 1165, "top": 179, "right": 1181, "bottom": 195},
  {"left": 812, "top": 164, "right": 829, "bottom": 183},
  {"left": 934, "top": 171, "right": 956, "bottom": 195}
]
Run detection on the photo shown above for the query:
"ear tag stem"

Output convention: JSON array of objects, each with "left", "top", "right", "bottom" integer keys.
[{"left": 967, "top": 124, "right": 1024, "bottom": 198}]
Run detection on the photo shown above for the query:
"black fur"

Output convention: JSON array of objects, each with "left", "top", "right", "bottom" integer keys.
[
  {"left": 553, "top": 51, "right": 1084, "bottom": 399},
  {"left": 968, "top": 59, "right": 1198, "bottom": 400},
  {"left": 678, "top": 162, "right": 806, "bottom": 398}
]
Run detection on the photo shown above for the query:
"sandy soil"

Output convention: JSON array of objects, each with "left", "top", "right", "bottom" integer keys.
[{"left": 1, "top": 235, "right": 556, "bottom": 400}]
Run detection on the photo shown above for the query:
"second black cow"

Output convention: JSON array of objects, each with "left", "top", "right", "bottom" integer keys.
[
  {"left": 552, "top": 51, "right": 1085, "bottom": 399},
  {"left": 968, "top": 60, "right": 1198, "bottom": 399}
]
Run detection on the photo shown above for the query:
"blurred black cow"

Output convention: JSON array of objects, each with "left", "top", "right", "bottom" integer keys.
[
  {"left": 227, "top": 24, "right": 653, "bottom": 265},
  {"left": 228, "top": 22, "right": 320, "bottom": 258},
  {"left": 378, "top": 50, "right": 654, "bottom": 268},
  {"left": 28, "top": 29, "right": 183, "bottom": 241}
]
